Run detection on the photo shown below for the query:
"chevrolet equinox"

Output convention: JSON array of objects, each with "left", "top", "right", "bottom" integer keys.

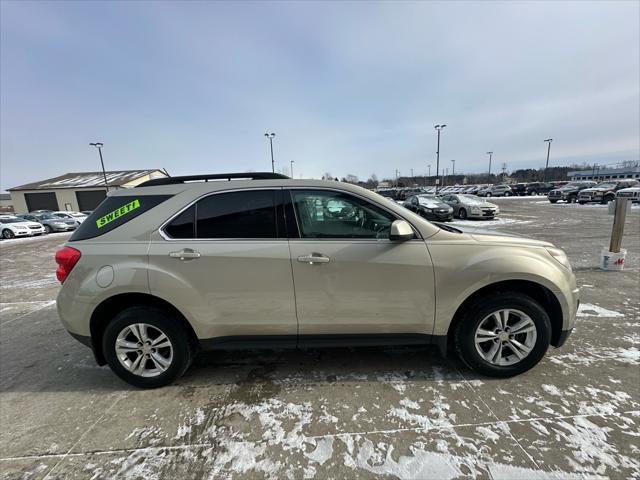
[{"left": 55, "top": 173, "right": 579, "bottom": 388}]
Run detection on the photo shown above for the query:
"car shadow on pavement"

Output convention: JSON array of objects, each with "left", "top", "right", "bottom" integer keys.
[{"left": 0, "top": 342, "right": 488, "bottom": 393}]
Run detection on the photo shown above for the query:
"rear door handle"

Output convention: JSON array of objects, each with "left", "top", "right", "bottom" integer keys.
[
  {"left": 297, "top": 253, "right": 330, "bottom": 264},
  {"left": 169, "top": 248, "right": 201, "bottom": 260}
]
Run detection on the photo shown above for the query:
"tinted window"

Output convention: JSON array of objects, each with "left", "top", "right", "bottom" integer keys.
[
  {"left": 291, "top": 190, "right": 396, "bottom": 239},
  {"left": 70, "top": 195, "right": 172, "bottom": 241},
  {"left": 164, "top": 206, "right": 195, "bottom": 239},
  {"left": 196, "top": 190, "right": 277, "bottom": 238}
]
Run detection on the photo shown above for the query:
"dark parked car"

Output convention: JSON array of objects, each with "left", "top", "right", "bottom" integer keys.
[
  {"left": 578, "top": 180, "right": 639, "bottom": 204},
  {"left": 403, "top": 195, "right": 453, "bottom": 221},
  {"left": 18, "top": 213, "right": 78, "bottom": 233},
  {"left": 547, "top": 181, "right": 597, "bottom": 203},
  {"left": 477, "top": 184, "right": 513, "bottom": 197},
  {"left": 510, "top": 183, "right": 528, "bottom": 196},
  {"left": 525, "top": 182, "right": 554, "bottom": 196}
]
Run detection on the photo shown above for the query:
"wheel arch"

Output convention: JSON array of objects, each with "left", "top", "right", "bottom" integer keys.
[
  {"left": 445, "top": 280, "right": 564, "bottom": 353},
  {"left": 89, "top": 292, "right": 198, "bottom": 365}
]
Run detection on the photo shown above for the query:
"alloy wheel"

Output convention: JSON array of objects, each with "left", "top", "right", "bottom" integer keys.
[
  {"left": 115, "top": 323, "right": 173, "bottom": 377},
  {"left": 474, "top": 309, "right": 537, "bottom": 366}
]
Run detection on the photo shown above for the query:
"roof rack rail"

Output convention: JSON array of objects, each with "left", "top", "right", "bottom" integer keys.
[{"left": 137, "top": 172, "right": 289, "bottom": 187}]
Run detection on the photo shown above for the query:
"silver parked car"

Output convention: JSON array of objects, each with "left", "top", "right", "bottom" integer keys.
[
  {"left": 55, "top": 173, "right": 578, "bottom": 388},
  {"left": 438, "top": 194, "right": 500, "bottom": 220},
  {"left": 19, "top": 213, "right": 78, "bottom": 233},
  {"left": 477, "top": 185, "right": 513, "bottom": 197}
]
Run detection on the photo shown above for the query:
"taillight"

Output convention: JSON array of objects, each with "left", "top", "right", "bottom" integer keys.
[{"left": 55, "top": 246, "right": 81, "bottom": 284}]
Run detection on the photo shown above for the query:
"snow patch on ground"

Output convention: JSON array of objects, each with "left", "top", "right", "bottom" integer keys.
[{"left": 577, "top": 303, "right": 624, "bottom": 318}]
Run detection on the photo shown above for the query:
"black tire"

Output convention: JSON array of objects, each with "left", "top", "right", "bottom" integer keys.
[
  {"left": 458, "top": 208, "right": 468, "bottom": 220},
  {"left": 603, "top": 194, "right": 615, "bottom": 204},
  {"left": 504, "top": 192, "right": 511, "bottom": 197},
  {"left": 529, "top": 190, "right": 537, "bottom": 196},
  {"left": 549, "top": 200, "right": 558, "bottom": 204},
  {"left": 486, "top": 192, "right": 492, "bottom": 197},
  {"left": 44, "top": 225, "right": 52, "bottom": 234},
  {"left": 102, "top": 306, "right": 195, "bottom": 388},
  {"left": 453, "top": 292, "right": 551, "bottom": 378},
  {"left": 578, "top": 201, "right": 586, "bottom": 205},
  {"left": 2, "top": 229, "right": 14, "bottom": 239}
]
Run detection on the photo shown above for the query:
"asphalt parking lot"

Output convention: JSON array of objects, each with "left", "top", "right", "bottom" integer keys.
[{"left": 1, "top": 198, "right": 638, "bottom": 480}]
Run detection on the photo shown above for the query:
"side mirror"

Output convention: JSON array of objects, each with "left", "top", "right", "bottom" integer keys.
[{"left": 390, "top": 220, "right": 414, "bottom": 241}]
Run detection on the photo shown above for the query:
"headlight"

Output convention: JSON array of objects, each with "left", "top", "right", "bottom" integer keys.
[
  {"left": 471, "top": 206, "right": 481, "bottom": 212},
  {"left": 546, "top": 247, "right": 571, "bottom": 271}
]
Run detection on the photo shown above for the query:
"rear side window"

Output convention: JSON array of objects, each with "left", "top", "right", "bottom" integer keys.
[
  {"left": 70, "top": 195, "right": 171, "bottom": 241},
  {"left": 163, "top": 190, "right": 279, "bottom": 239}
]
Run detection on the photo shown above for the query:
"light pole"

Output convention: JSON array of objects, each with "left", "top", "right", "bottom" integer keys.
[
  {"left": 264, "top": 132, "right": 276, "bottom": 173},
  {"left": 410, "top": 168, "right": 414, "bottom": 186},
  {"left": 451, "top": 159, "right": 455, "bottom": 183},
  {"left": 290, "top": 160, "right": 294, "bottom": 178},
  {"left": 89, "top": 142, "right": 109, "bottom": 192},
  {"left": 434, "top": 124, "right": 446, "bottom": 194},
  {"left": 543, "top": 138, "right": 553, "bottom": 182},
  {"left": 486, "top": 151, "right": 493, "bottom": 184}
]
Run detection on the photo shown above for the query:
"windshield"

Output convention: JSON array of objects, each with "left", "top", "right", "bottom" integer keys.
[
  {"left": 596, "top": 183, "right": 616, "bottom": 189},
  {"left": 458, "top": 195, "right": 487, "bottom": 205},
  {"left": 0, "top": 218, "right": 24, "bottom": 224},
  {"left": 36, "top": 214, "right": 58, "bottom": 220}
]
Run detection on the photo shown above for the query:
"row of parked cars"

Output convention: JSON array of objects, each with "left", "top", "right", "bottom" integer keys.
[
  {"left": 378, "top": 181, "right": 570, "bottom": 201},
  {"left": 547, "top": 179, "right": 639, "bottom": 204},
  {"left": 400, "top": 193, "right": 500, "bottom": 221},
  {"left": 0, "top": 209, "right": 91, "bottom": 239}
]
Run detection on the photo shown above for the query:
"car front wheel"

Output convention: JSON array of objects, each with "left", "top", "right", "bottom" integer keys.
[
  {"left": 454, "top": 292, "right": 551, "bottom": 377},
  {"left": 103, "top": 306, "right": 195, "bottom": 388},
  {"left": 2, "top": 229, "right": 15, "bottom": 239},
  {"left": 458, "top": 208, "right": 468, "bottom": 220}
]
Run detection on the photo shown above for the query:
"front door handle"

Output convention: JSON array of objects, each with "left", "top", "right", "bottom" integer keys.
[
  {"left": 169, "top": 248, "right": 201, "bottom": 260},
  {"left": 297, "top": 253, "right": 330, "bottom": 264}
]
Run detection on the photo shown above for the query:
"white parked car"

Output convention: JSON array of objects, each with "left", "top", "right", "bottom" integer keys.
[
  {"left": 0, "top": 215, "right": 46, "bottom": 239},
  {"left": 52, "top": 211, "right": 88, "bottom": 224},
  {"left": 616, "top": 186, "right": 640, "bottom": 203}
]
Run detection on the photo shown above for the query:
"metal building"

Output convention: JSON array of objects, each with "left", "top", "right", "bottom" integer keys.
[
  {"left": 567, "top": 165, "right": 640, "bottom": 181},
  {"left": 8, "top": 170, "right": 167, "bottom": 214}
]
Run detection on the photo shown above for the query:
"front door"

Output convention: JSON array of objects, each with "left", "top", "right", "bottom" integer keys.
[{"left": 286, "top": 189, "right": 435, "bottom": 340}]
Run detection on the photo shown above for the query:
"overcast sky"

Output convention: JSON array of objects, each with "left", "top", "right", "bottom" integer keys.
[{"left": 1, "top": 1, "right": 638, "bottom": 190}]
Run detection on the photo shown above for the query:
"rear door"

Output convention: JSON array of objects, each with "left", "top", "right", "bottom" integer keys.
[
  {"left": 286, "top": 189, "right": 435, "bottom": 340},
  {"left": 148, "top": 189, "right": 297, "bottom": 344}
]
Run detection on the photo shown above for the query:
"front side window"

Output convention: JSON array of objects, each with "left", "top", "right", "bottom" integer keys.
[{"left": 290, "top": 190, "right": 396, "bottom": 239}]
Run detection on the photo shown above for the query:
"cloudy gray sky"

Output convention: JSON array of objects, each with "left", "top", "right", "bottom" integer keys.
[{"left": 1, "top": 0, "right": 638, "bottom": 190}]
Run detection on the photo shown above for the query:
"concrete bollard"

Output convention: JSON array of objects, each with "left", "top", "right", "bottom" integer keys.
[{"left": 600, "top": 198, "right": 629, "bottom": 271}]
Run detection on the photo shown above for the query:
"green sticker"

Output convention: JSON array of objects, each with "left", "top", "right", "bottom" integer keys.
[{"left": 96, "top": 199, "right": 140, "bottom": 228}]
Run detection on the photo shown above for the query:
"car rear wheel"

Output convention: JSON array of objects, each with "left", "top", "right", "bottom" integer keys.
[
  {"left": 44, "top": 225, "right": 52, "bottom": 234},
  {"left": 2, "top": 229, "right": 14, "bottom": 239},
  {"left": 549, "top": 200, "right": 558, "bottom": 204},
  {"left": 504, "top": 192, "right": 511, "bottom": 197},
  {"left": 458, "top": 208, "right": 468, "bottom": 220},
  {"left": 485, "top": 192, "right": 492, "bottom": 197},
  {"left": 529, "top": 190, "right": 537, "bottom": 196},
  {"left": 103, "top": 306, "right": 195, "bottom": 388},
  {"left": 454, "top": 292, "right": 551, "bottom": 377},
  {"left": 603, "top": 194, "right": 615, "bottom": 204}
]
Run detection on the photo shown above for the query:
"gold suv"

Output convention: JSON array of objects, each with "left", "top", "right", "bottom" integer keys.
[{"left": 55, "top": 173, "right": 579, "bottom": 388}]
